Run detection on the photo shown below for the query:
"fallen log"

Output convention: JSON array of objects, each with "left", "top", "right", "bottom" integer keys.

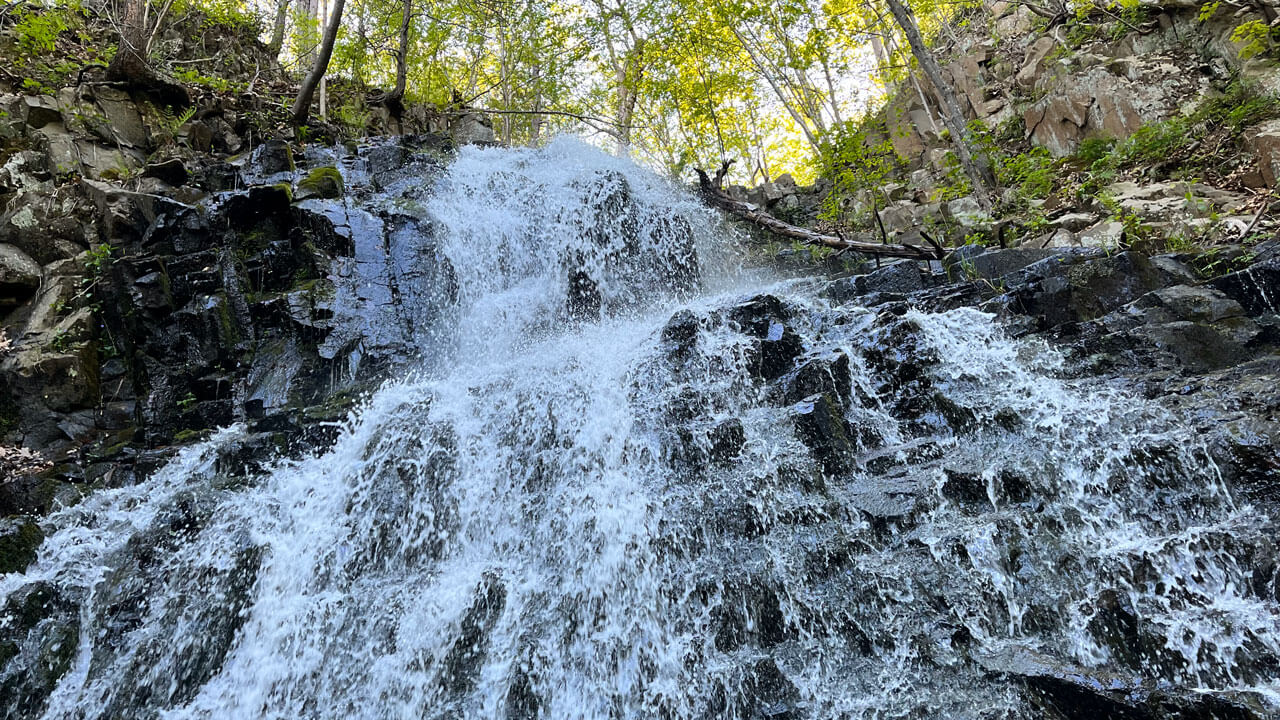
[{"left": 694, "top": 161, "right": 944, "bottom": 261}]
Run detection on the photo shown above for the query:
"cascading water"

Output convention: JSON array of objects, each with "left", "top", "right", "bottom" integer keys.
[{"left": 3, "top": 138, "right": 1278, "bottom": 719}]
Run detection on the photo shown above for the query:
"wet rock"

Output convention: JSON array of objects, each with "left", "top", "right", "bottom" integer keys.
[
  {"left": 296, "top": 166, "right": 343, "bottom": 200},
  {"left": 441, "top": 574, "right": 506, "bottom": 695},
  {"left": 793, "top": 393, "right": 856, "bottom": 475},
  {"left": 0, "top": 517, "right": 42, "bottom": 574},
  {"left": 711, "top": 578, "right": 789, "bottom": 652},
  {"left": 947, "top": 247, "right": 1060, "bottom": 283},
  {"left": 781, "top": 352, "right": 853, "bottom": 407},
  {"left": 566, "top": 268, "right": 602, "bottom": 321},
  {"left": 248, "top": 139, "right": 295, "bottom": 177},
  {"left": 741, "top": 658, "right": 802, "bottom": 719},
  {"left": 980, "top": 645, "right": 1270, "bottom": 720},
  {"left": 707, "top": 418, "right": 746, "bottom": 464},
  {"left": 1133, "top": 284, "right": 1247, "bottom": 324},
  {"left": 661, "top": 309, "right": 700, "bottom": 362},
  {"left": 1209, "top": 257, "right": 1280, "bottom": 317},
  {"left": 728, "top": 295, "right": 805, "bottom": 381},
  {"left": 0, "top": 581, "right": 80, "bottom": 720},
  {"left": 825, "top": 261, "right": 928, "bottom": 305},
  {"left": 93, "top": 543, "right": 262, "bottom": 715},
  {"left": 1006, "top": 251, "right": 1193, "bottom": 330}
]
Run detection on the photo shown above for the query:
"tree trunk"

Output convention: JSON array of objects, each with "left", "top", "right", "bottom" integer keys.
[
  {"left": 106, "top": 0, "right": 190, "bottom": 105},
  {"left": 107, "top": 0, "right": 148, "bottom": 80},
  {"left": 613, "top": 43, "right": 643, "bottom": 152},
  {"left": 883, "top": 0, "right": 997, "bottom": 209},
  {"left": 696, "top": 162, "right": 944, "bottom": 260},
  {"left": 291, "top": 0, "right": 346, "bottom": 126},
  {"left": 388, "top": 0, "right": 411, "bottom": 104},
  {"left": 296, "top": 0, "right": 321, "bottom": 68},
  {"left": 268, "top": 0, "right": 289, "bottom": 57}
]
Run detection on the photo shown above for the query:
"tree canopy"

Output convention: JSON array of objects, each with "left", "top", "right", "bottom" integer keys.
[{"left": 140, "top": 0, "right": 983, "bottom": 182}]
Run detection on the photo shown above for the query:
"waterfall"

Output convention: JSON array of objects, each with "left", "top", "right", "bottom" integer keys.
[{"left": 3, "top": 138, "right": 1277, "bottom": 720}]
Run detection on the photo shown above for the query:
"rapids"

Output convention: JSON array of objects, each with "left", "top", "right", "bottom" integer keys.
[{"left": 2, "top": 139, "right": 1277, "bottom": 719}]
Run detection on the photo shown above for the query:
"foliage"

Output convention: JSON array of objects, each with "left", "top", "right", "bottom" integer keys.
[
  {"left": 815, "top": 118, "right": 904, "bottom": 224},
  {"left": 173, "top": 66, "right": 238, "bottom": 93},
  {"left": 1230, "top": 19, "right": 1275, "bottom": 60},
  {"left": 1074, "top": 80, "right": 1280, "bottom": 193},
  {"left": 12, "top": 2, "right": 76, "bottom": 53},
  {"left": 999, "top": 146, "right": 1056, "bottom": 200}
]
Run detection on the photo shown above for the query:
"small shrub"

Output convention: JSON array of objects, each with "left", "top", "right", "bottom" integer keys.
[
  {"left": 1231, "top": 19, "right": 1275, "bottom": 60},
  {"left": 12, "top": 4, "right": 74, "bottom": 54},
  {"left": 816, "top": 119, "right": 905, "bottom": 226}
]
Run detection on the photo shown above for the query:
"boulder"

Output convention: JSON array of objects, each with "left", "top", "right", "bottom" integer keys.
[
  {"left": 296, "top": 166, "right": 344, "bottom": 200},
  {"left": 1006, "top": 251, "right": 1193, "bottom": 328},
  {"left": 449, "top": 113, "right": 495, "bottom": 145},
  {"left": 21, "top": 96, "right": 61, "bottom": 129},
  {"left": 0, "top": 151, "right": 52, "bottom": 194},
  {"left": 1077, "top": 220, "right": 1125, "bottom": 248},
  {"left": 1247, "top": 119, "right": 1280, "bottom": 187},
  {"left": 0, "top": 186, "right": 93, "bottom": 263},
  {"left": 945, "top": 196, "right": 992, "bottom": 228},
  {"left": 1015, "top": 36, "right": 1058, "bottom": 89},
  {"left": 92, "top": 87, "right": 149, "bottom": 149},
  {"left": 143, "top": 158, "right": 190, "bottom": 186},
  {"left": 248, "top": 139, "right": 295, "bottom": 177},
  {"left": 1052, "top": 212, "right": 1097, "bottom": 232},
  {"left": 0, "top": 244, "right": 41, "bottom": 308}
]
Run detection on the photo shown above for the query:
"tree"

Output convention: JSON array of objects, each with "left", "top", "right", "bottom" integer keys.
[
  {"left": 882, "top": 0, "right": 998, "bottom": 209},
  {"left": 292, "top": 0, "right": 348, "bottom": 125},
  {"left": 268, "top": 0, "right": 290, "bottom": 58},
  {"left": 106, "top": 0, "right": 190, "bottom": 105},
  {"left": 388, "top": 0, "right": 412, "bottom": 107},
  {"left": 586, "top": 0, "right": 659, "bottom": 151}
]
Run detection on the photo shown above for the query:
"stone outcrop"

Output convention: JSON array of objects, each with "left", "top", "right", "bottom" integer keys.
[{"left": 0, "top": 101, "right": 490, "bottom": 516}]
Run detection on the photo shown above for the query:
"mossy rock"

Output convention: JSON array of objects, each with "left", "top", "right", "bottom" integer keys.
[
  {"left": 296, "top": 166, "right": 343, "bottom": 200},
  {"left": 0, "top": 518, "right": 43, "bottom": 575}
]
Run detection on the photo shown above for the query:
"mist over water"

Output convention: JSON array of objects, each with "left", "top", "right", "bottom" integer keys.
[{"left": 4, "top": 139, "right": 1278, "bottom": 719}]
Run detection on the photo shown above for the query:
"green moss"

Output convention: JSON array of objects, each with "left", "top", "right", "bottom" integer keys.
[
  {"left": 297, "top": 166, "right": 343, "bottom": 199},
  {"left": 214, "top": 292, "right": 241, "bottom": 348},
  {"left": 272, "top": 182, "right": 294, "bottom": 202},
  {"left": 0, "top": 519, "right": 43, "bottom": 575},
  {"left": 173, "top": 428, "right": 209, "bottom": 444}
]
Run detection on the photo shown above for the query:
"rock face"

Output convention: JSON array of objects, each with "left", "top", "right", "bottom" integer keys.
[
  {"left": 0, "top": 132, "right": 469, "bottom": 515},
  {"left": 0, "top": 245, "right": 40, "bottom": 309},
  {"left": 1023, "top": 56, "right": 1210, "bottom": 157}
]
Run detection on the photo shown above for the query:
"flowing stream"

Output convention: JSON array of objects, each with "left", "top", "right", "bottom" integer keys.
[{"left": 3, "top": 139, "right": 1278, "bottom": 719}]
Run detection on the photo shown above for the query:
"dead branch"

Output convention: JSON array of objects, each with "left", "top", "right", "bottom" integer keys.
[{"left": 695, "top": 161, "right": 943, "bottom": 261}]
